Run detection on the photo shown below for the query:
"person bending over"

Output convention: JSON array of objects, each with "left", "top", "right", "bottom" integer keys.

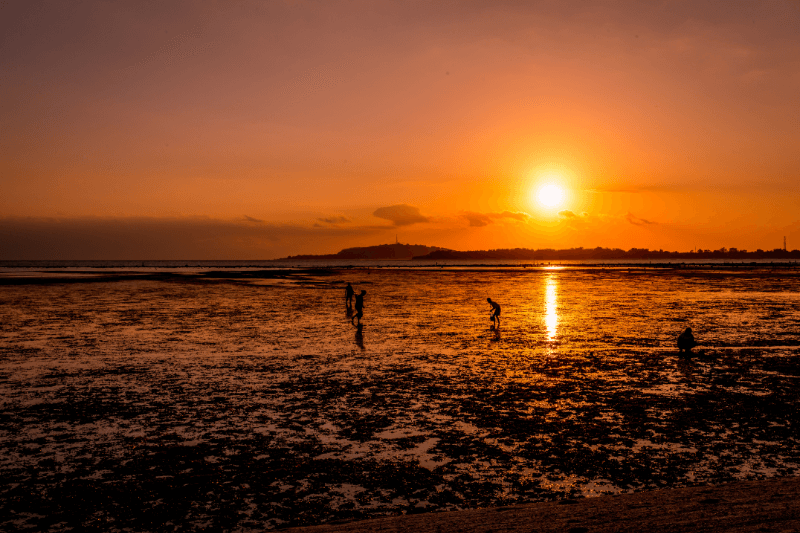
[{"left": 487, "top": 298, "right": 501, "bottom": 328}]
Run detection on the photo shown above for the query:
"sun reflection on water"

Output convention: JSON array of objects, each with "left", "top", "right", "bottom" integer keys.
[{"left": 545, "top": 274, "right": 558, "bottom": 341}]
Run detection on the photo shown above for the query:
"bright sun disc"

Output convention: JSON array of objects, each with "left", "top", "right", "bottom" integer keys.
[{"left": 537, "top": 184, "right": 564, "bottom": 208}]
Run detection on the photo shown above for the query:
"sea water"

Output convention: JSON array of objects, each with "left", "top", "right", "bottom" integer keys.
[{"left": 2, "top": 265, "right": 800, "bottom": 531}]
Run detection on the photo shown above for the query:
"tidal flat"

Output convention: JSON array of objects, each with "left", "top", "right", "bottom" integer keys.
[{"left": 1, "top": 266, "right": 800, "bottom": 531}]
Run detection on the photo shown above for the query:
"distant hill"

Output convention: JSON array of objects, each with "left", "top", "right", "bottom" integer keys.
[{"left": 278, "top": 243, "right": 451, "bottom": 261}]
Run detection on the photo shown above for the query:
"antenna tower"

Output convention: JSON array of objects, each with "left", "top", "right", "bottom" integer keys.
[{"left": 785, "top": 236, "right": 787, "bottom": 251}]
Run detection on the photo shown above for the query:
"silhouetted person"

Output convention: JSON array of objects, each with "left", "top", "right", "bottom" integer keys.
[
  {"left": 487, "top": 298, "right": 501, "bottom": 328},
  {"left": 345, "top": 283, "right": 355, "bottom": 307},
  {"left": 352, "top": 290, "right": 366, "bottom": 325},
  {"left": 678, "top": 327, "right": 697, "bottom": 353}
]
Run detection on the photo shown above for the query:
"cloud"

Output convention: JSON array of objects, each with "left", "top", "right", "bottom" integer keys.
[
  {"left": 461, "top": 211, "right": 531, "bottom": 227},
  {"left": 584, "top": 187, "right": 641, "bottom": 194},
  {"left": 243, "top": 215, "right": 264, "bottom": 223},
  {"left": 626, "top": 213, "right": 657, "bottom": 226},
  {"left": 372, "top": 205, "right": 429, "bottom": 226},
  {"left": 499, "top": 211, "right": 530, "bottom": 222},
  {"left": 558, "top": 210, "right": 597, "bottom": 229},
  {"left": 462, "top": 212, "right": 493, "bottom": 227},
  {"left": 316, "top": 215, "right": 351, "bottom": 225},
  {"left": 557, "top": 210, "right": 659, "bottom": 230}
]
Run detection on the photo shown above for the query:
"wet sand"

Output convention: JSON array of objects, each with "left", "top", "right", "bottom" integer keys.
[
  {"left": 2, "top": 267, "right": 800, "bottom": 530},
  {"left": 290, "top": 476, "right": 800, "bottom": 532}
]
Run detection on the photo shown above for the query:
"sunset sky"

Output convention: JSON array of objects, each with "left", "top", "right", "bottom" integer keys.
[{"left": 2, "top": 0, "right": 799, "bottom": 259}]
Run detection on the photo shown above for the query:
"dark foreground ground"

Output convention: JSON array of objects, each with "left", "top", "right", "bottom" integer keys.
[
  {"left": 2, "top": 268, "right": 800, "bottom": 531},
  {"left": 290, "top": 476, "right": 800, "bottom": 533}
]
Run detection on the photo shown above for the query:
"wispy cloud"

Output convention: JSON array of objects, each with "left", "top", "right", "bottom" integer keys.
[
  {"left": 557, "top": 210, "right": 597, "bottom": 229},
  {"left": 373, "top": 205, "right": 429, "bottom": 226},
  {"left": 461, "top": 211, "right": 531, "bottom": 227},
  {"left": 584, "top": 187, "right": 641, "bottom": 194},
  {"left": 462, "top": 212, "right": 493, "bottom": 227},
  {"left": 626, "top": 212, "right": 657, "bottom": 226},
  {"left": 557, "top": 210, "right": 658, "bottom": 229},
  {"left": 316, "top": 215, "right": 351, "bottom": 225}
]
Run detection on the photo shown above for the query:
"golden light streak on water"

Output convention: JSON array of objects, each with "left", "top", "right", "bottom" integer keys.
[{"left": 545, "top": 273, "right": 558, "bottom": 341}]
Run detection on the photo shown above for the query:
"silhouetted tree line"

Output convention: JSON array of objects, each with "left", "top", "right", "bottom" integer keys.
[
  {"left": 280, "top": 244, "right": 800, "bottom": 261},
  {"left": 413, "top": 246, "right": 800, "bottom": 261}
]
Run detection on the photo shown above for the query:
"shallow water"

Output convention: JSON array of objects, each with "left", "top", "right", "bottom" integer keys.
[{"left": 2, "top": 267, "right": 800, "bottom": 531}]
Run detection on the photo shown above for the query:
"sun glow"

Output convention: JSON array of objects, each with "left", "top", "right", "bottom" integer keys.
[{"left": 536, "top": 183, "right": 565, "bottom": 209}]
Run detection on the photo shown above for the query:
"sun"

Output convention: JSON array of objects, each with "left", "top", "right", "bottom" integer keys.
[{"left": 536, "top": 183, "right": 565, "bottom": 209}]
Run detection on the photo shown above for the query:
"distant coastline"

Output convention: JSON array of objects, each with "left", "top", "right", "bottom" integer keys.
[
  {"left": 278, "top": 244, "right": 800, "bottom": 261},
  {"left": 2, "top": 245, "right": 798, "bottom": 267}
]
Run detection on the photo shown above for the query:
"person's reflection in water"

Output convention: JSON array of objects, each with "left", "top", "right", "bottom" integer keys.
[
  {"left": 355, "top": 323, "right": 365, "bottom": 350},
  {"left": 677, "top": 353, "right": 696, "bottom": 379}
]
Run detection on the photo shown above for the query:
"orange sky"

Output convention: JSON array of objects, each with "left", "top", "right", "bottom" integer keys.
[{"left": 2, "top": 0, "right": 799, "bottom": 259}]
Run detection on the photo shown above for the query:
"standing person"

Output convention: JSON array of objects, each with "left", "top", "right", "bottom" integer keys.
[
  {"left": 487, "top": 298, "right": 501, "bottom": 328},
  {"left": 352, "top": 290, "right": 367, "bottom": 325},
  {"left": 345, "top": 283, "right": 355, "bottom": 307}
]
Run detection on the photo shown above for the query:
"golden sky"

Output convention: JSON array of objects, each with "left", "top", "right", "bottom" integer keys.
[{"left": 2, "top": 0, "right": 799, "bottom": 259}]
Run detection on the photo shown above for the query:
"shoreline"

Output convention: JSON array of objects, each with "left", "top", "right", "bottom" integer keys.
[
  {"left": 3, "top": 259, "right": 800, "bottom": 271},
  {"left": 2, "top": 261, "right": 800, "bottom": 274},
  {"left": 3, "top": 263, "right": 800, "bottom": 287},
  {"left": 288, "top": 477, "right": 800, "bottom": 532}
]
